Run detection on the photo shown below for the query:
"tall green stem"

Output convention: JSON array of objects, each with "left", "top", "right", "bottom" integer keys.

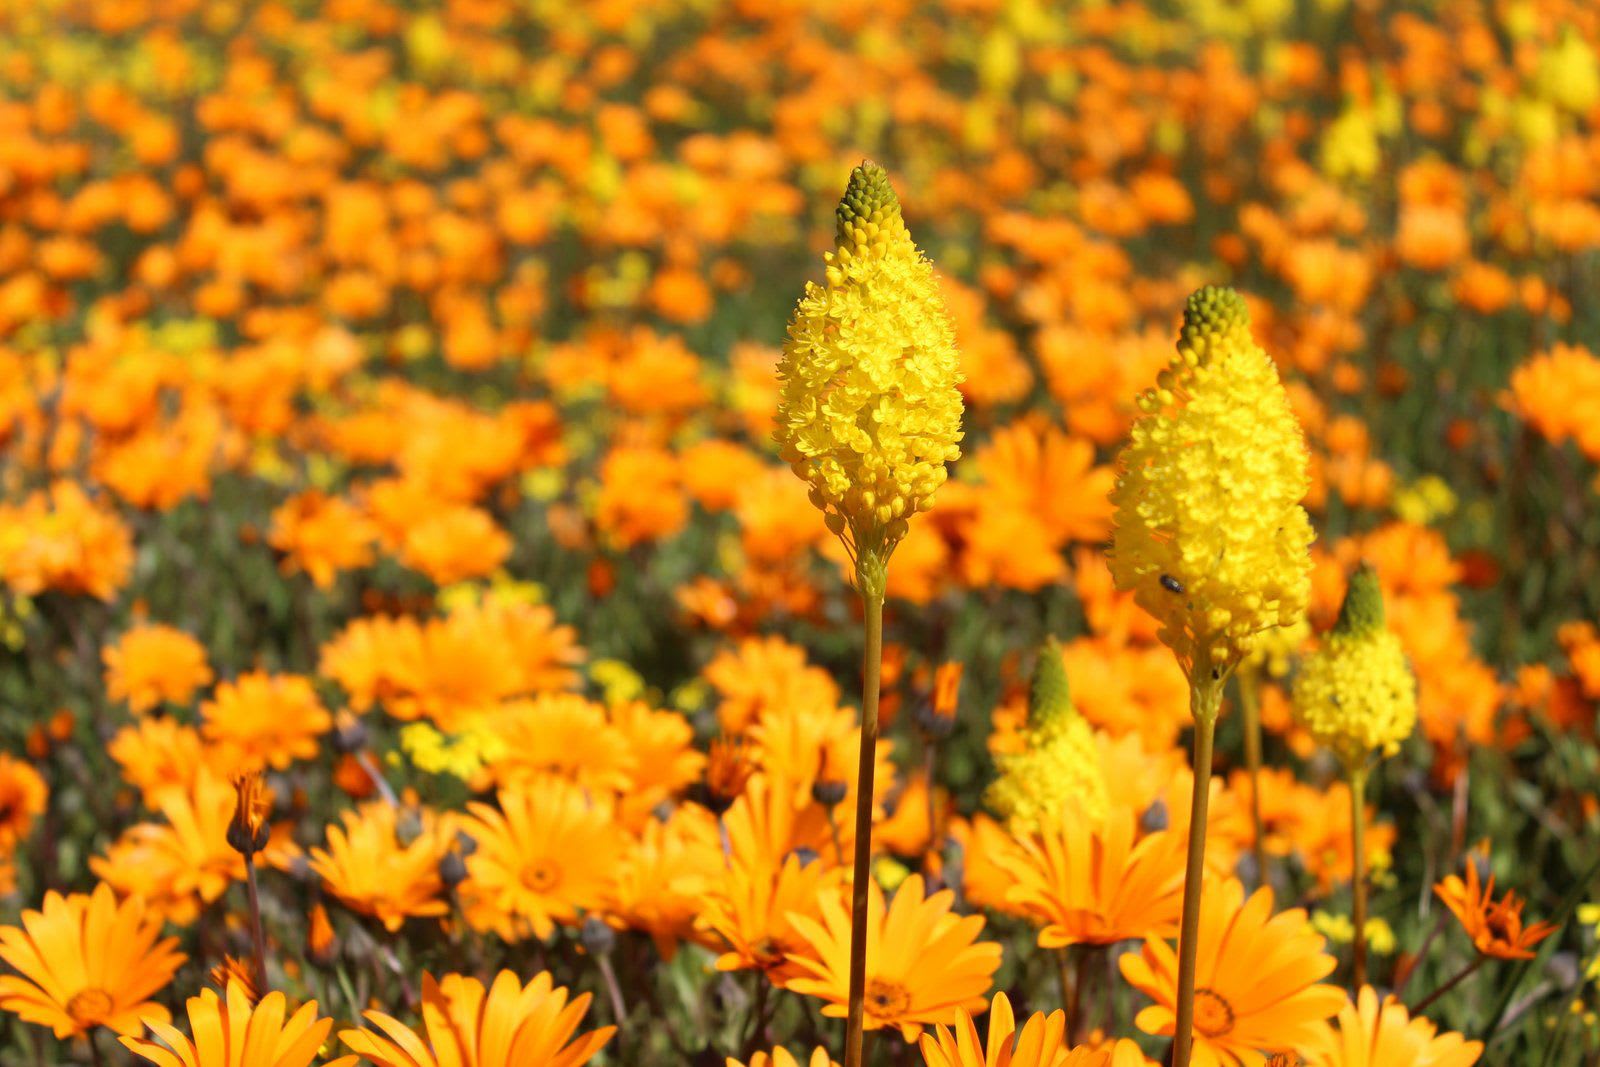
[
  {"left": 844, "top": 590, "right": 884, "bottom": 1067},
  {"left": 1349, "top": 764, "right": 1369, "bottom": 989},
  {"left": 1171, "top": 678, "right": 1221, "bottom": 1067},
  {"left": 1238, "top": 667, "right": 1266, "bottom": 884}
]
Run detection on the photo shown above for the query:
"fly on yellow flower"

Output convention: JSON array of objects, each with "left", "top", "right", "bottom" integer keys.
[{"left": 1110, "top": 286, "right": 1313, "bottom": 681}]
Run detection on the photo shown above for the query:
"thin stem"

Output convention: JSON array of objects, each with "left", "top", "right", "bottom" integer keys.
[
  {"left": 1057, "top": 947, "right": 1081, "bottom": 1045},
  {"left": 1171, "top": 680, "right": 1220, "bottom": 1067},
  {"left": 1238, "top": 668, "right": 1267, "bottom": 885},
  {"left": 356, "top": 751, "right": 400, "bottom": 808},
  {"left": 825, "top": 806, "right": 845, "bottom": 866},
  {"left": 744, "top": 972, "right": 770, "bottom": 1057},
  {"left": 923, "top": 742, "right": 940, "bottom": 888},
  {"left": 243, "top": 855, "right": 270, "bottom": 993},
  {"left": 1349, "top": 764, "right": 1369, "bottom": 989},
  {"left": 843, "top": 592, "right": 885, "bottom": 1067},
  {"left": 598, "top": 954, "right": 629, "bottom": 1030},
  {"left": 87, "top": 1028, "right": 105, "bottom": 1067},
  {"left": 1409, "top": 955, "right": 1486, "bottom": 1016}
]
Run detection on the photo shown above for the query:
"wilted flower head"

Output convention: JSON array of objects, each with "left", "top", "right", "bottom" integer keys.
[
  {"left": 775, "top": 162, "right": 963, "bottom": 592},
  {"left": 1110, "top": 286, "right": 1314, "bottom": 685}
]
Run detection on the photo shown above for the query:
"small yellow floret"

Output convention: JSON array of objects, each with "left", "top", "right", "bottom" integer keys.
[
  {"left": 775, "top": 162, "right": 964, "bottom": 591},
  {"left": 1110, "top": 286, "right": 1314, "bottom": 684}
]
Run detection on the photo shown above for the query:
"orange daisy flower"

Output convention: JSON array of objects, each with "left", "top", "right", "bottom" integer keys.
[
  {"left": 123, "top": 981, "right": 356, "bottom": 1067},
  {"left": 0, "top": 883, "right": 184, "bottom": 1039},
  {"left": 460, "top": 780, "right": 626, "bottom": 940},
  {"left": 1434, "top": 857, "right": 1557, "bottom": 960},
  {"left": 268, "top": 490, "right": 377, "bottom": 590},
  {"left": 729, "top": 1049, "right": 839, "bottom": 1067},
  {"left": 309, "top": 802, "right": 456, "bottom": 932},
  {"left": 0, "top": 752, "right": 47, "bottom": 849},
  {"left": 340, "top": 971, "right": 614, "bottom": 1067},
  {"left": 102, "top": 623, "right": 213, "bottom": 713},
  {"left": 784, "top": 874, "right": 1002, "bottom": 1042},
  {"left": 918, "top": 992, "right": 1150, "bottom": 1067},
  {"left": 201, "top": 671, "right": 332, "bottom": 773},
  {"left": 1302, "top": 986, "right": 1482, "bottom": 1067},
  {"left": 1120, "top": 879, "right": 1345, "bottom": 1065},
  {"left": 1001, "top": 810, "right": 1187, "bottom": 949}
]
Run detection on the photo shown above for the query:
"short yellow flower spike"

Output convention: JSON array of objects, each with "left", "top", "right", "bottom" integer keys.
[
  {"left": 776, "top": 162, "right": 964, "bottom": 595},
  {"left": 1293, "top": 564, "right": 1418, "bottom": 770},
  {"left": 986, "top": 653, "right": 1107, "bottom": 834},
  {"left": 1110, "top": 286, "right": 1314, "bottom": 684}
]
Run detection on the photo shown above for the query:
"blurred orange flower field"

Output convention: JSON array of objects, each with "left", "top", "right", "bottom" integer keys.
[{"left": 1, "top": 0, "right": 1599, "bottom": 1063}]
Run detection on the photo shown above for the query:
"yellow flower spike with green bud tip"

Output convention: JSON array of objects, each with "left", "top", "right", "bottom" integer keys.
[
  {"left": 1110, "top": 285, "right": 1315, "bottom": 687},
  {"left": 1292, "top": 562, "right": 1414, "bottom": 990},
  {"left": 776, "top": 161, "right": 964, "bottom": 597},
  {"left": 1293, "top": 563, "right": 1418, "bottom": 771},
  {"left": 985, "top": 639, "right": 1108, "bottom": 834}
]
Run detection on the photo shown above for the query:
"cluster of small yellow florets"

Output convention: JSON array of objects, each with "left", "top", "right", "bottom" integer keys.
[
  {"left": 1110, "top": 286, "right": 1314, "bottom": 681},
  {"left": 986, "top": 640, "right": 1107, "bottom": 833},
  {"left": 775, "top": 162, "right": 964, "bottom": 589},
  {"left": 1293, "top": 564, "right": 1418, "bottom": 770}
]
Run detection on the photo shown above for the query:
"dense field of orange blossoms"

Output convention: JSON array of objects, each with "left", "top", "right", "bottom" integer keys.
[{"left": 5, "top": 0, "right": 1600, "bottom": 1063}]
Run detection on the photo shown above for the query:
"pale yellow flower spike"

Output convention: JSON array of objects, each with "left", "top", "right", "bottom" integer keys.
[
  {"left": 775, "top": 161, "right": 964, "bottom": 596},
  {"left": 1110, "top": 285, "right": 1314, "bottom": 685}
]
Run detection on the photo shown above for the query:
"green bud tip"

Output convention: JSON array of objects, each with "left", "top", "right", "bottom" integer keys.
[
  {"left": 1335, "top": 562, "right": 1386, "bottom": 636},
  {"left": 1028, "top": 636, "right": 1073, "bottom": 730},
  {"left": 1179, "top": 285, "right": 1250, "bottom": 348},
  {"left": 835, "top": 160, "right": 901, "bottom": 245}
]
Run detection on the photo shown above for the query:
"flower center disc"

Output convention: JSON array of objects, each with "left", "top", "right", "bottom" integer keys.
[
  {"left": 1192, "top": 987, "right": 1236, "bottom": 1037},
  {"left": 863, "top": 978, "right": 911, "bottom": 1020},
  {"left": 66, "top": 988, "right": 115, "bottom": 1028},
  {"left": 524, "top": 859, "right": 563, "bottom": 892}
]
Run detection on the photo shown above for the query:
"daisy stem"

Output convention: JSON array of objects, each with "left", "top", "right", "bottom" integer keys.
[
  {"left": 844, "top": 589, "right": 884, "bottom": 1067},
  {"left": 923, "top": 741, "right": 939, "bottom": 888},
  {"left": 243, "top": 854, "right": 270, "bottom": 993},
  {"left": 1057, "top": 946, "right": 1081, "bottom": 1044},
  {"left": 744, "top": 971, "right": 770, "bottom": 1056},
  {"left": 1409, "top": 954, "right": 1485, "bottom": 1015},
  {"left": 1171, "top": 677, "right": 1221, "bottom": 1067},
  {"left": 1238, "top": 667, "right": 1267, "bottom": 885},
  {"left": 598, "top": 953, "right": 629, "bottom": 1029},
  {"left": 87, "top": 1028, "right": 104, "bottom": 1067},
  {"left": 1349, "top": 763, "right": 1369, "bottom": 989}
]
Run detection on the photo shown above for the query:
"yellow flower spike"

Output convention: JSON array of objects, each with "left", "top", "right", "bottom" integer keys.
[
  {"left": 1110, "top": 286, "right": 1313, "bottom": 1067},
  {"left": 1293, "top": 562, "right": 1415, "bottom": 990},
  {"left": 776, "top": 161, "right": 964, "bottom": 596},
  {"left": 1110, "top": 285, "right": 1314, "bottom": 687},
  {"left": 1292, "top": 563, "right": 1418, "bottom": 770},
  {"left": 777, "top": 163, "right": 963, "bottom": 1067}
]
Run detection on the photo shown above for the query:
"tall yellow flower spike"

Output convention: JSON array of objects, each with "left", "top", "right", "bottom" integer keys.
[
  {"left": 1109, "top": 286, "right": 1313, "bottom": 1067},
  {"left": 1110, "top": 285, "right": 1313, "bottom": 686},
  {"left": 777, "top": 162, "right": 963, "bottom": 1067},
  {"left": 776, "top": 161, "right": 964, "bottom": 595}
]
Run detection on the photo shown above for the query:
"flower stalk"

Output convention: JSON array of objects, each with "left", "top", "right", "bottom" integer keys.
[
  {"left": 1171, "top": 675, "right": 1222, "bottom": 1067},
  {"left": 1349, "top": 762, "right": 1370, "bottom": 988},
  {"left": 844, "top": 575, "right": 884, "bottom": 1067}
]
